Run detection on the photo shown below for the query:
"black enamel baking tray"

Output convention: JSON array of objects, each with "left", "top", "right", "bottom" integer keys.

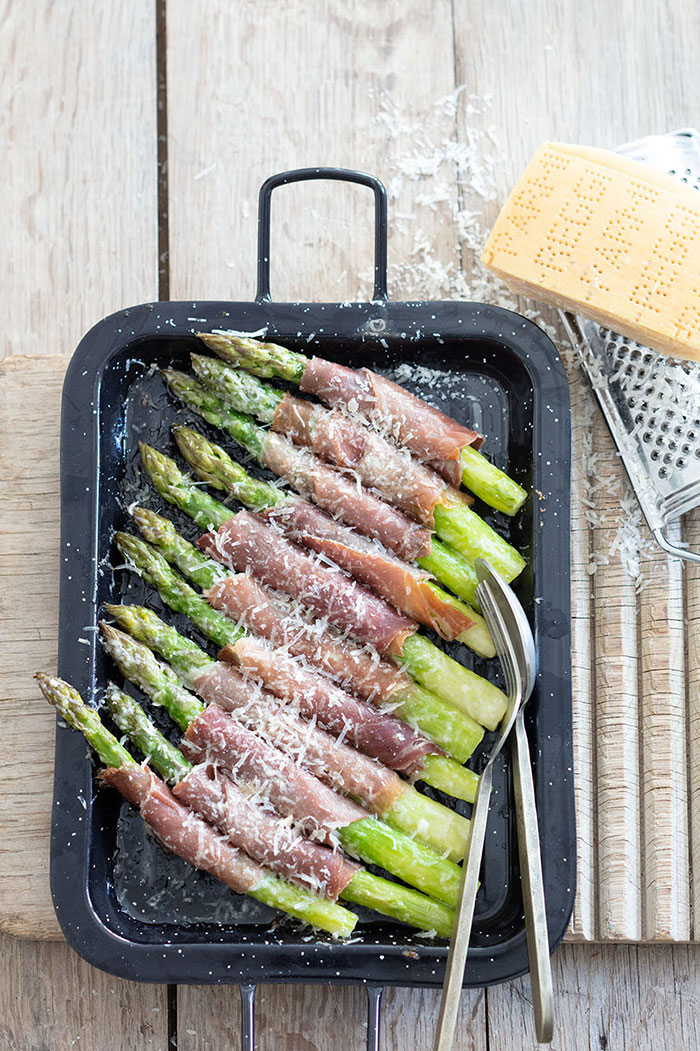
[{"left": 53, "top": 169, "right": 575, "bottom": 990}]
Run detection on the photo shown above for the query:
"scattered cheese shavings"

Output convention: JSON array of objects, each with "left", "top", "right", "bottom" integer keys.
[{"left": 356, "top": 85, "right": 664, "bottom": 589}]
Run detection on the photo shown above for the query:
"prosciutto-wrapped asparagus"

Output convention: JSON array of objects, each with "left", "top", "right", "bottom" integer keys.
[
  {"left": 101, "top": 611, "right": 471, "bottom": 862},
  {"left": 169, "top": 421, "right": 485, "bottom": 643},
  {"left": 163, "top": 367, "right": 494, "bottom": 615},
  {"left": 122, "top": 500, "right": 507, "bottom": 732},
  {"left": 102, "top": 685, "right": 455, "bottom": 933},
  {"left": 182, "top": 358, "right": 526, "bottom": 582},
  {"left": 123, "top": 515, "right": 485, "bottom": 761},
  {"left": 35, "top": 673, "right": 356, "bottom": 936},
  {"left": 112, "top": 540, "right": 478, "bottom": 798},
  {"left": 96, "top": 630, "right": 463, "bottom": 906},
  {"left": 195, "top": 334, "right": 528, "bottom": 516},
  {"left": 225, "top": 636, "right": 479, "bottom": 802}
]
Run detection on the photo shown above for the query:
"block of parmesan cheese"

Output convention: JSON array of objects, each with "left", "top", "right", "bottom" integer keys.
[{"left": 482, "top": 142, "right": 700, "bottom": 363}]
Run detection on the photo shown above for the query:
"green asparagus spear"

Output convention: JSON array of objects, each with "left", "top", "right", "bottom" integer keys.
[
  {"left": 36, "top": 672, "right": 136, "bottom": 769},
  {"left": 102, "top": 683, "right": 455, "bottom": 934},
  {"left": 109, "top": 539, "right": 479, "bottom": 805},
  {"left": 98, "top": 621, "right": 464, "bottom": 904},
  {"left": 195, "top": 334, "right": 529, "bottom": 517},
  {"left": 118, "top": 522, "right": 483, "bottom": 764},
  {"left": 137, "top": 444, "right": 507, "bottom": 727},
  {"left": 103, "top": 683, "right": 192, "bottom": 783},
  {"left": 191, "top": 352, "right": 284, "bottom": 422},
  {"left": 130, "top": 505, "right": 228, "bottom": 590},
  {"left": 172, "top": 424, "right": 493, "bottom": 651},
  {"left": 114, "top": 532, "right": 242, "bottom": 650},
  {"left": 129, "top": 506, "right": 485, "bottom": 763},
  {"left": 199, "top": 332, "right": 307, "bottom": 382},
  {"left": 102, "top": 605, "right": 470, "bottom": 860},
  {"left": 459, "top": 445, "right": 527, "bottom": 516},
  {"left": 139, "top": 442, "right": 232, "bottom": 531},
  {"left": 165, "top": 367, "right": 495, "bottom": 653},
  {"left": 35, "top": 673, "right": 356, "bottom": 936}
]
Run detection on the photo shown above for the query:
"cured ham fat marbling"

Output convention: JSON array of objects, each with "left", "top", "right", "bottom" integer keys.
[
  {"left": 199, "top": 510, "right": 416, "bottom": 655},
  {"left": 173, "top": 764, "right": 359, "bottom": 899},
  {"left": 102, "top": 764, "right": 264, "bottom": 894},
  {"left": 207, "top": 574, "right": 410, "bottom": 702},
  {"left": 298, "top": 357, "right": 483, "bottom": 484},
  {"left": 230, "top": 636, "right": 440, "bottom": 774}
]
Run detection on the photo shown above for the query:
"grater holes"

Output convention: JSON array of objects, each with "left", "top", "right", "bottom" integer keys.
[
  {"left": 660, "top": 420, "right": 670, "bottom": 433},
  {"left": 662, "top": 452, "right": 673, "bottom": 465},
  {"left": 650, "top": 448, "right": 660, "bottom": 460},
  {"left": 659, "top": 466, "right": 669, "bottom": 478},
  {"left": 676, "top": 457, "right": 686, "bottom": 468}
]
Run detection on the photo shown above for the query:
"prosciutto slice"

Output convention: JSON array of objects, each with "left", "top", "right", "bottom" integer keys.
[
  {"left": 273, "top": 394, "right": 469, "bottom": 525},
  {"left": 181, "top": 703, "right": 367, "bottom": 840},
  {"left": 207, "top": 574, "right": 410, "bottom": 702},
  {"left": 102, "top": 764, "right": 264, "bottom": 894},
  {"left": 191, "top": 663, "right": 405, "bottom": 814},
  {"left": 231, "top": 636, "right": 439, "bottom": 774},
  {"left": 298, "top": 357, "right": 483, "bottom": 482},
  {"left": 260, "top": 431, "right": 431, "bottom": 561},
  {"left": 263, "top": 501, "right": 475, "bottom": 641},
  {"left": 173, "top": 764, "right": 359, "bottom": 899},
  {"left": 199, "top": 510, "right": 416, "bottom": 655}
]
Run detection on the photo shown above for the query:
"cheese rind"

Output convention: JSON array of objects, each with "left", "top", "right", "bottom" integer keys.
[{"left": 482, "top": 142, "right": 700, "bottom": 363}]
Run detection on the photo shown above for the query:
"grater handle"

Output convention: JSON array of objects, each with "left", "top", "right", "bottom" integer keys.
[
  {"left": 365, "top": 984, "right": 383, "bottom": 1051},
  {"left": 653, "top": 528, "right": 700, "bottom": 564},
  {"left": 239, "top": 983, "right": 256, "bottom": 1051},
  {"left": 256, "top": 167, "right": 388, "bottom": 303}
]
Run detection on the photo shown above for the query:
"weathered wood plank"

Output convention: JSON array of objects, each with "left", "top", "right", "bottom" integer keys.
[
  {"left": 0, "top": 930, "right": 169, "bottom": 1051},
  {"left": 177, "top": 983, "right": 488, "bottom": 1051},
  {"left": 637, "top": 527, "right": 689, "bottom": 941},
  {"left": 486, "top": 942, "right": 700, "bottom": 1050},
  {"left": 684, "top": 508, "right": 700, "bottom": 941},
  {"left": 566, "top": 359, "right": 597, "bottom": 941},
  {"left": 0, "top": 0, "right": 158, "bottom": 362},
  {"left": 0, "top": 356, "right": 70, "bottom": 938},
  {"left": 589, "top": 419, "right": 642, "bottom": 941},
  {"left": 166, "top": 0, "right": 461, "bottom": 305}
]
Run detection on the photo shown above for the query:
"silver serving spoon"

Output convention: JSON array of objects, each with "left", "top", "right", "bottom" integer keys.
[
  {"left": 475, "top": 558, "right": 553, "bottom": 1042},
  {"left": 433, "top": 559, "right": 552, "bottom": 1050}
]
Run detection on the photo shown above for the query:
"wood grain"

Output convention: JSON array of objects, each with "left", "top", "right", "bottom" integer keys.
[
  {"left": 165, "top": 0, "right": 461, "bottom": 305},
  {"left": 0, "top": 356, "right": 69, "bottom": 939},
  {"left": 637, "top": 528, "right": 689, "bottom": 941},
  {"left": 0, "top": 0, "right": 159, "bottom": 363},
  {"left": 565, "top": 358, "right": 597, "bottom": 942},
  {"left": 589, "top": 419, "right": 642, "bottom": 941},
  {"left": 177, "top": 982, "right": 487, "bottom": 1051},
  {"left": 684, "top": 507, "right": 700, "bottom": 941},
  {"left": 0, "top": 930, "right": 169, "bottom": 1051},
  {"left": 486, "top": 941, "right": 700, "bottom": 1050}
]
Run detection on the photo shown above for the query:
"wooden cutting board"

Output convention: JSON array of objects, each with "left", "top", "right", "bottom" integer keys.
[{"left": 1, "top": 351, "right": 699, "bottom": 943}]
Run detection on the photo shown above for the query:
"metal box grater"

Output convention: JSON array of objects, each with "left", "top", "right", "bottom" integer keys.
[{"left": 561, "top": 128, "right": 700, "bottom": 562}]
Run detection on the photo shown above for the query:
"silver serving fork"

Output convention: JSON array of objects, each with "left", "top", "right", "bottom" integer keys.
[
  {"left": 476, "top": 559, "right": 554, "bottom": 1042},
  {"left": 433, "top": 559, "right": 549, "bottom": 1049}
]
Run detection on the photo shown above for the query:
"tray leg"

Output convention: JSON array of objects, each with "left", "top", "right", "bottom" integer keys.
[
  {"left": 240, "top": 983, "right": 257, "bottom": 1051},
  {"left": 365, "top": 984, "right": 383, "bottom": 1051}
]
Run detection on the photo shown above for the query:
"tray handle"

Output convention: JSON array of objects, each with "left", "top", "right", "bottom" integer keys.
[
  {"left": 240, "top": 983, "right": 256, "bottom": 1051},
  {"left": 256, "top": 167, "right": 388, "bottom": 303}
]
